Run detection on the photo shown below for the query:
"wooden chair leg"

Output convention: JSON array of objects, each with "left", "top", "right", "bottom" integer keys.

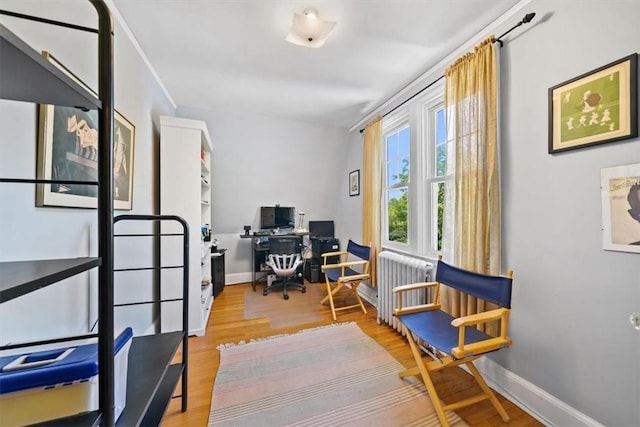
[
  {"left": 352, "top": 284, "right": 367, "bottom": 314},
  {"left": 466, "top": 361, "right": 510, "bottom": 422},
  {"left": 401, "top": 326, "right": 450, "bottom": 427},
  {"left": 322, "top": 280, "right": 339, "bottom": 321}
]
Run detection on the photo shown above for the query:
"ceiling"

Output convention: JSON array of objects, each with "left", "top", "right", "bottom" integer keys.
[{"left": 112, "top": 0, "right": 524, "bottom": 129}]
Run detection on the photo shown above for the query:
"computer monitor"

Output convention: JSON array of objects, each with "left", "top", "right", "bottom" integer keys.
[
  {"left": 260, "top": 206, "right": 295, "bottom": 229},
  {"left": 309, "top": 220, "right": 334, "bottom": 238}
]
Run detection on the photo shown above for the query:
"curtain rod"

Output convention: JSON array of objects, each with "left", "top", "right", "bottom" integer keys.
[{"left": 359, "top": 12, "right": 536, "bottom": 133}]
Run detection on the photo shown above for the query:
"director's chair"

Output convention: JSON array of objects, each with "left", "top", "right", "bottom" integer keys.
[{"left": 393, "top": 259, "right": 514, "bottom": 427}]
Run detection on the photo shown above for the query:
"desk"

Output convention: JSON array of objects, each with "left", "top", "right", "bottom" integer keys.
[{"left": 240, "top": 232, "right": 308, "bottom": 291}]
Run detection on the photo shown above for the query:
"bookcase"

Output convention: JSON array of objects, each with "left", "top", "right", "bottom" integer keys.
[{"left": 159, "top": 116, "right": 213, "bottom": 336}]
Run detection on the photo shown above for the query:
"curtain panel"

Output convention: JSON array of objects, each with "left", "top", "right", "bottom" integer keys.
[
  {"left": 442, "top": 37, "right": 501, "bottom": 328},
  {"left": 362, "top": 116, "right": 383, "bottom": 286}
]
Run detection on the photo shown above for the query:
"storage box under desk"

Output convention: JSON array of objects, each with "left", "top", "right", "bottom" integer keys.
[{"left": 0, "top": 327, "right": 133, "bottom": 427}]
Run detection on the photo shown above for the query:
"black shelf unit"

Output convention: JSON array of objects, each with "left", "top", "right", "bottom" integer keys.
[
  {"left": 0, "top": 258, "right": 101, "bottom": 303},
  {"left": 211, "top": 249, "right": 226, "bottom": 298},
  {"left": 113, "top": 214, "right": 189, "bottom": 426},
  {"left": 0, "top": 3, "right": 187, "bottom": 426}
]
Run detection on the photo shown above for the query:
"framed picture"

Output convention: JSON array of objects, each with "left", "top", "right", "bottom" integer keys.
[
  {"left": 36, "top": 52, "right": 135, "bottom": 210},
  {"left": 600, "top": 162, "right": 640, "bottom": 253},
  {"left": 349, "top": 169, "right": 360, "bottom": 197},
  {"left": 549, "top": 53, "right": 637, "bottom": 154}
]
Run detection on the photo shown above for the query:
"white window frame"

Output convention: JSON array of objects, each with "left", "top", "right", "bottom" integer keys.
[
  {"left": 381, "top": 112, "right": 411, "bottom": 251},
  {"left": 381, "top": 82, "right": 446, "bottom": 258}
]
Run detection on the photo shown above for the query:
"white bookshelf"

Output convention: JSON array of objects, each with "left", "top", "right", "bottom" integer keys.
[{"left": 159, "top": 116, "right": 213, "bottom": 336}]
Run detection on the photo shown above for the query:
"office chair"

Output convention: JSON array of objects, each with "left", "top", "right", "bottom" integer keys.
[
  {"left": 264, "top": 235, "right": 305, "bottom": 300},
  {"left": 320, "top": 240, "right": 371, "bottom": 321},
  {"left": 393, "top": 258, "right": 514, "bottom": 426}
]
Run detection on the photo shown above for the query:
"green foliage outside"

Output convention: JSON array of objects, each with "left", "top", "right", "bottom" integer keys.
[{"left": 388, "top": 158, "right": 408, "bottom": 243}]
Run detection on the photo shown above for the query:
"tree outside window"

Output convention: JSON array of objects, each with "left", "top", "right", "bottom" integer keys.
[{"left": 385, "top": 127, "right": 409, "bottom": 244}]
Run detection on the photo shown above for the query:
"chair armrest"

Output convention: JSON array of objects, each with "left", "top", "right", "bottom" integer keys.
[
  {"left": 320, "top": 260, "right": 367, "bottom": 271},
  {"left": 392, "top": 281, "right": 438, "bottom": 293},
  {"left": 339, "top": 273, "right": 369, "bottom": 283},
  {"left": 451, "top": 308, "right": 512, "bottom": 358},
  {"left": 451, "top": 308, "right": 508, "bottom": 328},
  {"left": 321, "top": 251, "right": 346, "bottom": 258},
  {"left": 394, "top": 303, "right": 440, "bottom": 316},
  {"left": 392, "top": 282, "right": 440, "bottom": 314}
]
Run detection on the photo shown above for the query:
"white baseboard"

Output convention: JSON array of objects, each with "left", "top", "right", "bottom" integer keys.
[
  {"left": 475, "top": 357, "right": 604, "bottom": 427},
  {"left": 227, "top": 272, "right": 252, "bottom": 285},
  {"left": 357, "top": 284, "right": 378, "bottom": 308}
]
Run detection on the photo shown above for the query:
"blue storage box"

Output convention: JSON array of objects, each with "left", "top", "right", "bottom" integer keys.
[{"left": 0, "top": 327, "right": 133, "bottom": 426}]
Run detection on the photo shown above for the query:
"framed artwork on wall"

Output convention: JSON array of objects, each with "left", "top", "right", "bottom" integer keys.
[
  {"left": 349, "top": 169, "right": 360, "bottom": 197},
  {"left": 600, "top": 162, "right": 640, "bottom": 253},
  {"left": 36, "top": 52, "right": 135, "bottom": 210},
  {"left": 549, "top": 53, "right": 637, "bottom": 154}
]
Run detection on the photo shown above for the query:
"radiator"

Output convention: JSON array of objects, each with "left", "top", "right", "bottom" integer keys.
[{"left": 377, "top": 251, "right": 434, "bottom": 332}]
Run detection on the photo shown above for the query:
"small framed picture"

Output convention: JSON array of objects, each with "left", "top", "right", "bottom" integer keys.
[
  {"left": 349, "top": 169, "right": 360, "bottom": 197},
  {"left": 549, "top": 53, "right": 637, "bottom": 154},
  {"left": 600, "top": 162, "right": 640, "bottom": 253}
]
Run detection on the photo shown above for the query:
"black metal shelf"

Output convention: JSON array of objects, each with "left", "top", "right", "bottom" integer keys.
[
  {"left": 0, "top": 258, "right": 102, "bottom": 303},
  {"left": 38, "top": 410, "right": 101, "bottom": 427},
  {"left": 0, "top": 23, "right": 100, "bottom": 110},
  {"left": 116, "top": 332, "right": 184, "bottom": 426}
]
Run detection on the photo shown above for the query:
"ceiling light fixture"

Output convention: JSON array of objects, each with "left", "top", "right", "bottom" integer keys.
[{"left": 285, "top": 8, "right": 336, "bottom": 48}]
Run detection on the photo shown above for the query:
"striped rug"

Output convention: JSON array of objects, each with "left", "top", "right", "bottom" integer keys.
[{"left": 209, "top": 322, "right": 466, "bottom": 427}]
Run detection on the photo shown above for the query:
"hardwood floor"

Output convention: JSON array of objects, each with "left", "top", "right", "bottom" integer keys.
[{"left": 161, "top": 282, "right": 542, "bottom": 426}]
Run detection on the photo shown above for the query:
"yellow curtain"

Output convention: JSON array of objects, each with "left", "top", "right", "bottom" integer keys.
[
  {"left": 362, "top": 116, "right": 383, "bottom": 286},
  {"left": 442, "top": 37, "right": 500, "bottom": 330}
]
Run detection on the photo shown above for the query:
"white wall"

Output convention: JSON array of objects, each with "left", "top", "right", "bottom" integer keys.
[
  {"left": 0, "top": 1, "right": 176, "bottom": 343},
  {"left": 177, "top": 106, "right": 350, "bottom": 282},
  {"left": 343, "top": 1, "right": 640, "bottom": 425}
]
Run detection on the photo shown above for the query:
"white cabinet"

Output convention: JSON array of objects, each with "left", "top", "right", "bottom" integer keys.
[{"left": 159, "top": 116, "right": 213, "bottom": 336}]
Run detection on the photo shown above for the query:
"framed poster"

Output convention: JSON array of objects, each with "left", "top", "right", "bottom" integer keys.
[
  {"left": 549, "top": 53, "right": 637, "bottom": 154},
  {"left": 600, "top": 162, "right": 640, "bottom": 253},
  {"left": 36, "top": 52, "right": 135, "bottom": 210},
  {"left": 349, "top": 169, "right": 360, "bottom": 197}
]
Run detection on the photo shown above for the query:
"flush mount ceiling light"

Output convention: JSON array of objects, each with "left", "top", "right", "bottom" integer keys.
[{"left": 285, "top": 8, "right": 336, "bottom": 48}]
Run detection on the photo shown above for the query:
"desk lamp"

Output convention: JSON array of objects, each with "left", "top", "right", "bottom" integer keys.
[{"left": 295, "top": 211, "right": 308, "bottom": 233}]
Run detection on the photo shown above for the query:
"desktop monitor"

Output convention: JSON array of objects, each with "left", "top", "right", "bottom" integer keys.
[
  {"left": 309, "top": 220, "right": 334, "bottom": 238},
  {"left": 260, "top": 206, "right": 295, "bottom": 229}
]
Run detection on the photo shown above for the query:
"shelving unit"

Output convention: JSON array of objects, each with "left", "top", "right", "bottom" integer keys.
[
  {"left": 160, "top": 115, "right": 214, "bottom": 336},
  {"left": 113, "top": 214, "right": 188, "bottom": 427},
  {"left": 0, "top": 4, "right": 188, "bottom": 425}
]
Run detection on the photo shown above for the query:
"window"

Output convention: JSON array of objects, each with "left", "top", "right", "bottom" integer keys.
[
  {"left": 384, "top": 125, "right": 410, "bottom": 244},
  {"left": 429, "top": 106, "right": 448, "bottom": 252},
  {"left": 381, "top": 83, "right": 448, "bottom": 256}
]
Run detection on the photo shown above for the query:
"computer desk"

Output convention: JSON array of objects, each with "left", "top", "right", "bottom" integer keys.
[{"left": 239, "top": 231, "right": 309, "bottom": 291}]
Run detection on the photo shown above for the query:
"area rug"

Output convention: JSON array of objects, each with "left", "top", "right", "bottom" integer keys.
[
  {"left": 243, "top": 283, "right": 324, "bottom": 328},
  {"left": 209, "top": 322, "right": 466, "bottom": 426}
]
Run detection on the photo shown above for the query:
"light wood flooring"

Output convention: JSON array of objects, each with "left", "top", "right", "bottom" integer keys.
[{"left": 161, "top": 282, "right": 542, "bottom": 426}]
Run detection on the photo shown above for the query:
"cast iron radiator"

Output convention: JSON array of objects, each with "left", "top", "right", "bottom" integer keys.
[{"left": 377, "top": 251, "right": 433, "bottom": 332}]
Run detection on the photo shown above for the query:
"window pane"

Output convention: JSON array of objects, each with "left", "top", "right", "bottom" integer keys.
[
  {"left": 387, "top": 127, "right": 410, "bottom": 186},
  {"left": 431, "top": 181, "right": 445, "bottom": 251},
  {"left": 399, "top": 128, "right": 410, "bottom": 157},
  {"left": 386, "top": 133, "right": 398, "bottom": 160},
  {"left": 435, "top": 108, "right": 446, "bottom": 177},
  {"left": 387, "top": 187, "right": 408, "bottom": 243}
]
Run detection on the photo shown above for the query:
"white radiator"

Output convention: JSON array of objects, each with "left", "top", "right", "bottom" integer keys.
[{"left": 377, "top": 251, "right": 434, "bottom": 332}]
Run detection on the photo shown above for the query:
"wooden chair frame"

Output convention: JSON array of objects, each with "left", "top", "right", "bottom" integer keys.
[
  {"left": 320, "top": 240, "right": 371, "bottom": 321},
  {"left": 392, "top": 259, "right": 513, "bottom": 427}
]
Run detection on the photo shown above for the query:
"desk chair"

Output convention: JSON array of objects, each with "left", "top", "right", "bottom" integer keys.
[
  {"left": 264, "top": 235, "right": 305, "bottom": 300},
  {"left": 393, "top": 259, "right": 514, "bottom": 426},
  {"left": 320, "top": 240, "right": 371, "bottom": 321}
]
